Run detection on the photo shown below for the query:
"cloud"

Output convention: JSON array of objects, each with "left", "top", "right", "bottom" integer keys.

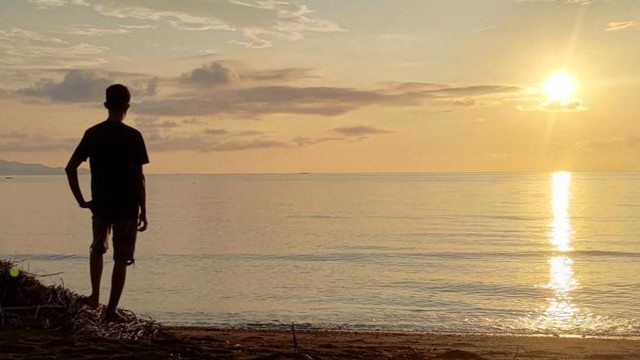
[
  {"left": 64, "top": 25, "right": 131, "bottom": 36},
  {"left": 28, "top": 0, "right": 67, "bottom": 6},
  {"left": 136, "top": 85, "right": 418, "bottom": 117},
  {"left": 573, "top": 137, "right": 640, "bottom": 152},
  {"left": 518, "top": 98, "right": 588, "bottom": 112},
  {"left": 0, "top": 28, "right": 108, "bottom": 69},
  {"left": 181, "top": 62, "right": 240, "bottom": 86},
  {"left": 212, "top": 140, "right": 289, "bottom": 151},
  {"left": 293, "top": 136, "right": 340, "bottom": 147},
  {"left": 15, "top": 61, "right": 524, "bottom": 116},
  {"left": 119, "top": 24, "right": 157, "bottom": 30},
  {"left": 204, "top": 128, "right": 229, "bottom": 136},
  {"left": 543, "top": 99, "right": 588, "bottom": 111},
  {"left": 204, "top": 128, "right": 264, "bottom": 137},
  {"left": 136, "top": 117, "right": 179, "bottom": 130},
  {"left": 15, "top": 69, "right": 159, "bottom": 102},
  {"left": 236, "top": 130, "right": 265, "bottom": 137},
  {"left": 517, "top": 0, "right": 592, "bottom": 4},
  {"left": 183, "top": 118, "right": 203, "bottom": 125},
  {"left": 450, "top": 99, "right": 478, "bottom": 107},
  {"left": 426, "top": 85, "right": 522, "bottom": 97},
  {"left": 18, "top": 70, "right": 112, "bottom": 102},
  {"left": 229, "top": 29, "right": 275, "bottom": 49},
  {"left": 135, "top": 75, "right": 524, "bottom": 117},
  {"left": 381, "top": 83, "right": 524, "bottom": 106},
  {"left": 144, "top": 78, "right": 159, "bottom": 96},
  {"left": 141, "top": 130, "right": 290, "bottom": 153},
  {"left": 71, "top": 1, "right": 232, "bottom": 32},
  {"left": 244, "top": 67, "right": 316, "bottom": 82},
  {"left": 180, "top": 61, "right": 315, "bottom": 87},
  {"left": 132, "top": 117, "right": 375, "bottom": 153},
  {"left": 133, "top": 117, "right": 287, "bottom": 153},
  {"left": 134, "top": 117, "right": 181, "bottom": 143},
  {"left": 382, "top": 82, "right": 450, "bottom": 93},
  {"left": 333, "top": 126, "right": 393, "bottom": 137},
  {"left": 605, "top": 21, "right": 635, "bottom": 32},
  {"left": 0, "top": 132, "right": 75, "bottom": 152},
  {"left": 60, "top": 0, "right": 345, "bottom": 48}
]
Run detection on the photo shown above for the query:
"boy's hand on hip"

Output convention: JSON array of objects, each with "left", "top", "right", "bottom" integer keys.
[{"left": 138, "top": 212, "right": 148, "bottom": 232}]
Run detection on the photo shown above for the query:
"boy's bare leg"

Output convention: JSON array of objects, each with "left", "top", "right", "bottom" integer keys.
[
  {"left": 86, "top": 252, "right": 103, "bottom": 309},
  {"left": 105, "top": 261, "right": 127, "bottom": 320}
]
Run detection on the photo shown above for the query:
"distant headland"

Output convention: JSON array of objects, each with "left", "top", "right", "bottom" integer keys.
[{"left": 0, "top": 160, "right": 88, "bottom": 176}]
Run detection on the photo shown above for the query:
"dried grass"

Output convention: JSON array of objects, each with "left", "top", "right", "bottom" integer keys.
[{"left": 0, "top": 259, "right": 162, "bottom": 340}]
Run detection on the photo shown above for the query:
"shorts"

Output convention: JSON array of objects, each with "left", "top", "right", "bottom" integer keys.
[{"left": 91, "top": 216, "right": 138, "bottom": 265}]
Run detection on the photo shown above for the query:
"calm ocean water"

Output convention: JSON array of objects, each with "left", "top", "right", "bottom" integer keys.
[{"left": 2, "top": 172, "right": 640, "bottom": 336}]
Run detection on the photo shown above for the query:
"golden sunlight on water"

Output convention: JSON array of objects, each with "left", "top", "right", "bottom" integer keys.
[
  {"left": 551, "top": 172, "right": 572, "bottom": 253},
  {"left": 544, "top": 255, "right": 578, "bottom": 327},
  {"left": 542, "top": 172, "right": 579, "bottom": 330}
]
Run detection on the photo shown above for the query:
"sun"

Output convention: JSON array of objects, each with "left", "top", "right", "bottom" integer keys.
[{"left": 542, "top": 71, "right": 576, "bottom": 105}]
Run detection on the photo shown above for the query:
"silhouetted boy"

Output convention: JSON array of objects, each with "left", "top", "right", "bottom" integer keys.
[{"left": 65, "top": 84, "right": 149, "bottom": 322}]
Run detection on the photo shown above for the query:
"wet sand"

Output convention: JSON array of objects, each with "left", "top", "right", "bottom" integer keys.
[{"left": 2, "top": 326, "right": 640, "bottom": 359}]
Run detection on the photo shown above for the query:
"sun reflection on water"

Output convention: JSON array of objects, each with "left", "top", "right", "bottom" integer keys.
[
  {"left": 551, "top": 172, "right": 572, "bottom": 253},
  {"left": 543, "top": 255, "right": 578, "bottom": 328},
  {"left": 512, "top": 172, "right": 632, "bottom": 336},
  {"left": 544, "top": 172, "right": 579, "bottom": 330},
  {"left": 541, "top": 172, "right": 580, "bottom": 331}
]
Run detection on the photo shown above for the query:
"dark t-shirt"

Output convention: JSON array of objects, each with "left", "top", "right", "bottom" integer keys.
[{"left": 70, "top": 120, "right": 149, "bottom": 219}]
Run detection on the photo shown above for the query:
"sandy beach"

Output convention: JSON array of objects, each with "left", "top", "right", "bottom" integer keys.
[{"left": 2, "top": 326, "right": 640, "bottom": 359}]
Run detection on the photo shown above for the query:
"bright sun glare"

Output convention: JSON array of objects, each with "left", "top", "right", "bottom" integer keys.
[{"left": 542, "top": 71, "right": 576, "bottom": 105}]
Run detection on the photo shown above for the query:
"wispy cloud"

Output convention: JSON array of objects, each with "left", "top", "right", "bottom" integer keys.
[
  {"left": 204, "top": 128, "right": 229, "bottom": 136},
  {"left": 574, "top": 137, "right": 640, "bottom": 152},
  {"left": 293, "top": 136, "right": 341, "bottom": 147},
  {"left": 450, "top": 99, "right": 478, "bottom": 107},
  {"left": 64, "top": 25, "right": 131, "bottom": 36},
  {"left": 244, "top": 67, "right": 317, "bottom": 82},
  {"left": 517, "top": 0, "right": 592, "bottom": 4},
  {"left": 28, "top": 0, "right": 67, "bottom": 7},
  {"left": 518, "top": 99, "right": 588, "bottom": 112},
  {"left": 132, "top": 116, "right": 389, "bottom": 153},
  {"left": 0, "top": 131, "right": 75, "bottom": 152},
  {"left": 119, "top": 24, "right": 157, "bottom": 30},
  {"left": 380, "top": 82, "right": 450, "bottom": 93},
  {"left": 426, "top": 85, "right": 522, "bottom": 97},
  {"left": 136, "top": 85, "right": 417, "bottom": 117},
  {"left": 143, "top": 131, "right": 380, "bottom": 153},
  {"left": 42, "top": 0, "right": 346, "bottom": 49},
  {"left": 333, "top": 126, "right": 393, "bottom": 137},
  {"left": 133, "top": 118, "right": 289, "bottom": 152},
  {"left": 0, "top": 28, "right": 108, "bottom": 69},
  {"left": 605, "top": 20, "right": 635, "bottom": 32}
]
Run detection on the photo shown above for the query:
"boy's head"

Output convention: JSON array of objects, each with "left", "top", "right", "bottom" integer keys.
[{"left": 104, "top": 84, "right": 130, "bottom": 112}]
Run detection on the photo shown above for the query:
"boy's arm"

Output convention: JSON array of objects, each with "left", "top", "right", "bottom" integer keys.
[
  {"left": 136, "top": 165, "right": 148, "bottom": 232},
  {"left": 65, "top": 157, "right": 91, "bottom": 208}
]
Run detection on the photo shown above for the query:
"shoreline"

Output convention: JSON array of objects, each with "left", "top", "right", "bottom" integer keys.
[
  {"left": 162, "top": 323, "right": 640, "bottom": 340},
  {"left": 2, "top": 326, "right": 639, "bottom": 359}
]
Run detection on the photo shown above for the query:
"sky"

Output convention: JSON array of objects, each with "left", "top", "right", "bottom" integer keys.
[{"left": 1, "top": 0, "right": 639, "bottom": 174}]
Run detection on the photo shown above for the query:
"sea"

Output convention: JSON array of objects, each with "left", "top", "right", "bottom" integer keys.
[{"left": 2, "top": 172, "right": 640, "bottom": 337}]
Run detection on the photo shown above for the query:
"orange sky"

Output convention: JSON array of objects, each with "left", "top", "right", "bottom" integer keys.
[{"left": 1, "top": 0, "right": 639, "bottom": 173}]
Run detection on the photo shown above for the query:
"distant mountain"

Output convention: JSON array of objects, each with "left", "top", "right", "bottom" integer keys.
[{"left": 0, "top": 160, "right": 88, "bottom": 175}]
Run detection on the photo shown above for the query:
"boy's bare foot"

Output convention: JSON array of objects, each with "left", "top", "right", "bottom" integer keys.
[
  {"left": 78, "top": 295, "right": 99, "bottom": 309},
  {"left": 104, "top": 311, "right": 128, "bottom": 324}
]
